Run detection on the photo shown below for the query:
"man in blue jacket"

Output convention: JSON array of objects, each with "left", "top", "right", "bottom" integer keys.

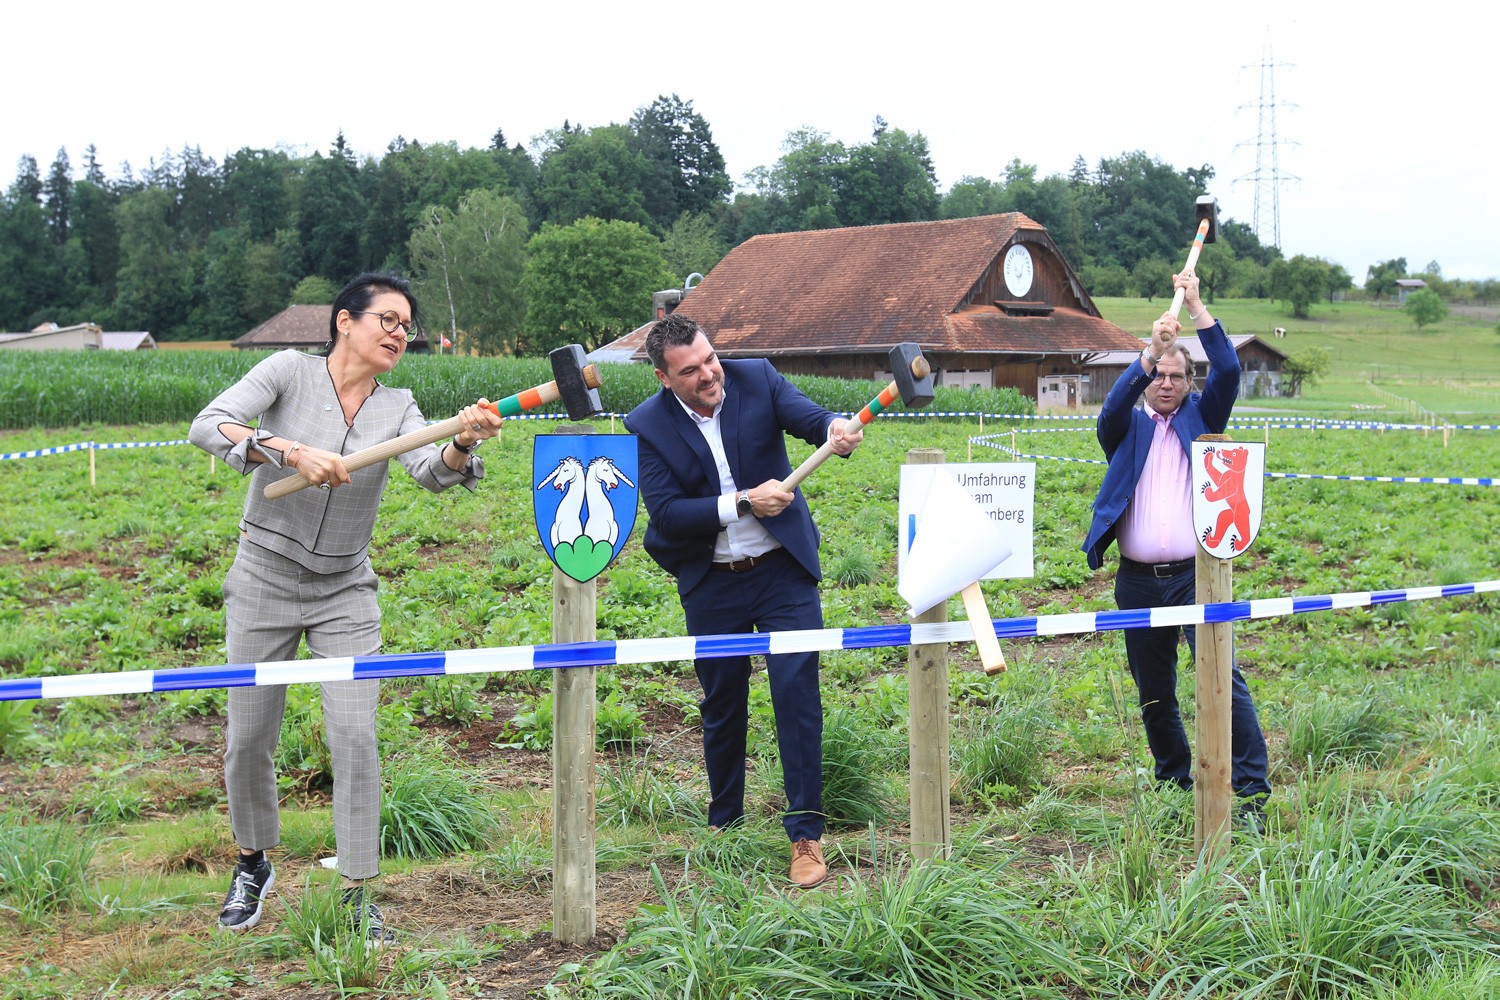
[
  {"left": 624, "top": 314, "right": 863, "bottom": 887},
  {"left": 1082, "top": 271, "right": 1270, "bottom": 824}
]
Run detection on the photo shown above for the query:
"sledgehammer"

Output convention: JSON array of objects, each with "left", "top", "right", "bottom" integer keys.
[
  {"left": 780, "top": 342, "right": 935, "bottom": 492},
  {"left": 1168, "top": 195, "right": 1219, "bottom": 320},
  {"left": 264, "top": 344, "right": 603, "bottom": 500}
]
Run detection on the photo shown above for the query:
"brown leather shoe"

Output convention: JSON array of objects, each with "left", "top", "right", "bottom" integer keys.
[{"left": 790, "top": 839, "right": 828, "bottom": 889}]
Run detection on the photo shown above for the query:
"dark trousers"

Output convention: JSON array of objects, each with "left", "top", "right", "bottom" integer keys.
[
  {"left": 1114, "top": 563, "right": 1271, "bottom": 800},
  {"left": 681, "top": 547, "right": 825, "bottom": 842}
]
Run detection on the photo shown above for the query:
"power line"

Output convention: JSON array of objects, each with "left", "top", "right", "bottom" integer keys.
[{"left": 1234, "top": 40, "right": 1300, "bottom": 249}]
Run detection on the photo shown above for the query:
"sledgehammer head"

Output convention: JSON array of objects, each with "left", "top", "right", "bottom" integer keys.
[
  {"left": 1195, "top": 195, "right": 1220, "bottom": 245},
  {"left": 550, "top": 344, "right": 604, "bottom": 419},
  {"left": 888, "top": 342, "right": 935, "bottom": 408}
]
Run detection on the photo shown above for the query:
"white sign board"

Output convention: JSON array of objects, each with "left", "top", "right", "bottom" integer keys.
[{"left": 898, "top": 463, "right": 1036, "bottom": 589}]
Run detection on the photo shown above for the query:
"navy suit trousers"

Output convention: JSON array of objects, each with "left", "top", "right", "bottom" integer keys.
[
  {"left": 682, "top": 547, "right": 824, "bottom": 842},
  {"left": 1113, "top": 563, "right": 1271, "bottom": 800}
]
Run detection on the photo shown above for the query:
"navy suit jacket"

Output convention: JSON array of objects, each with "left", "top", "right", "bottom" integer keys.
[
  {"left": 1082, "top": 321, "right": 1240, "bottom": 570},
  {"left": 624, "top": 358, "right": 835, "bottom": 598}
]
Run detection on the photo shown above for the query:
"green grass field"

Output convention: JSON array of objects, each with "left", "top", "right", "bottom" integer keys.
[{"left": 1, "top": 300, "right": 1499, "bottom": 998}]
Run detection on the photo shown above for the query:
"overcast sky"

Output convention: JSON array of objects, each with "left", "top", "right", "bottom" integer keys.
[{"left": 7, "top": 1, "right": 1494, "bottom": 282}]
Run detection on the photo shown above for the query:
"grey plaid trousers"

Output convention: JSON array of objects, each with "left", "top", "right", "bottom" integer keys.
[{"left": 222, "top": 540, "right": 383, "bottom": 880}]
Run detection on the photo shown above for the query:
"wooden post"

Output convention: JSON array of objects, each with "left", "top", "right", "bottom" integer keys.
[
  {"left": 551, "top": 422, "right": 596, "bottom": 946},
  {"left": 906, "top": 448, "right": 951, "bottom": 860},
  {"left": 89, "top": 443, "right": 96, "bottom": 487},
  {"left": 1194, "top": 435, "right": 1233, "bottom": 864}
]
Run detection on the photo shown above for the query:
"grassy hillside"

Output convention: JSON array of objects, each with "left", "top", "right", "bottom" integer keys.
[{"left": 1094, "top": 296, "right": 1500, "bottom": 417}]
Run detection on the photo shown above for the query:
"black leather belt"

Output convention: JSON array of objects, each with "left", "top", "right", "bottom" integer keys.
[
  {"left": 711, "top": 551, "right": 778, "bottom": 573},
  {"left": 1119, "top": 555, "right": 1195, "bottom": 578}
]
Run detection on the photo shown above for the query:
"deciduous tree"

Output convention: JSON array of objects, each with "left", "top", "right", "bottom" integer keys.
[
  {"left": 1403, "top": 287, "right": 1447, "bottom": 329},
  {"left": 409, "top": 189, "right": 529, "bottom": 355},
  {"left": 522, "top": 217, "right": 674, "bottom": 354},
  {"left": 1365, "top": 258, "right": 1407, "bottom": 298},
  {"left": 1282, "top": 346, "right": 1331, "bottom": 397}
]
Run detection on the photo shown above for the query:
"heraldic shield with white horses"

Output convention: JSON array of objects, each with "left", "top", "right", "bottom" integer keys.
[
  {"left": 1191, "top": 440, "right": 1265, "bottom": 560},
  {"left": 533, "top": 434, "right": 640, "bottom": 583}
]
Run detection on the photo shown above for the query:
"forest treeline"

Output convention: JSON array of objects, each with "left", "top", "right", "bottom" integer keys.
[{"left": 2, "top": 95, "right": 1490, "bottom": 354}]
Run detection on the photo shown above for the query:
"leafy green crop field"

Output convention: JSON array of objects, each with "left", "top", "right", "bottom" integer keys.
[{"left": 1, "top": 305, "right": 1499, "bottom": 997}]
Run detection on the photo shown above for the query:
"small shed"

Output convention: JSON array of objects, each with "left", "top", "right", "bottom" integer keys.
[
  {"left": 0, "top": 323, "right": 104, "bottom": 350},
  {"left": 1394, "top": 278, "right": 1427, "bottom": 304},
  {"left": 101, "top": 331, "right": 158, "bottom": 350}
]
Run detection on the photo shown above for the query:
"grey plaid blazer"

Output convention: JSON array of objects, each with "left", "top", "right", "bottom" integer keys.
[{"left": 190, "top": 350, "right": 482, "bottom": 573}]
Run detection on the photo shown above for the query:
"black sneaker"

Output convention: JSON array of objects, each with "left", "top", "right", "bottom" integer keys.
[
  {"left": 1237, "top": 797, "right": 1268, "bottom": 835},
  {"left": 341, "top": 886, "right": 397, "bottom": 947},
  {"left": 218, "top": 858, "right": 275, "bottom": 931}
]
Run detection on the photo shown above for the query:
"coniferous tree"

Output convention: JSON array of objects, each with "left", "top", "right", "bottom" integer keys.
[{"left": 43, "top": 148, "right": 72, "bottom": 245}]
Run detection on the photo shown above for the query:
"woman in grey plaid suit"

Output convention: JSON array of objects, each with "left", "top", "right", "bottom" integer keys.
[{"left": 190, "top": 272, "right": 500, "bottom": 942}]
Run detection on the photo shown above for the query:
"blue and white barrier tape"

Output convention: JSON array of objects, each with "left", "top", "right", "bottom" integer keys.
[
  {"left": 5, "top": 580, "right": 1495, "bottom": 703},
  {"left": 969, "top": 435, "right": 1499, "bottom": 484},
  {"left": 0, "top": 441, "right": 93, "bottom": 461},
  {"left": 94, "top": 439, "right": 190, "bottom": 450},
  {"left": 1268, "top": 472, "right": 1497, "bottom": 486}
]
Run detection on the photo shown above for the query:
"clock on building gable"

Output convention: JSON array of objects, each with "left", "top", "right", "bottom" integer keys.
[{"left": 1002, "top": 243, "right": 1034, "bottom": 297}]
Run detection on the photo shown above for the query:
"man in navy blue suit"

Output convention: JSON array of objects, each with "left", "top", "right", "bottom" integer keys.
[
  {"left": 1081, "top": 271, "right": 1270, "bottom": 826},
  {"left": 624, "top": 314, "right": 863, "bottom": 888}
]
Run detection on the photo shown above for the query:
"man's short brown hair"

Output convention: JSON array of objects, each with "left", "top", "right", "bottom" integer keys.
[{"left": 644, "top": 314, "right": 705, "bottom": 371}]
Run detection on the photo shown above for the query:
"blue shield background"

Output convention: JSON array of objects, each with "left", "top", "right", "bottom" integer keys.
[{"left": 533, "top": 434, "right": 639, "bottom": 582}]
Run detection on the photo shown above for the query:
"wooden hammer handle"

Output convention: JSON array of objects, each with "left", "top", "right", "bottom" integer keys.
[
  {"left": 779, "top": 377, "right": 899, "bottom": 493},
  {"left": 264, "top": 411, "right": 478, "bottom": 499},
  {"left": 1168, "top": 218, "right": 1212, "bottom": 320},
  {"left": 262, "top": 368, "right": 589, "bottom": 500}
]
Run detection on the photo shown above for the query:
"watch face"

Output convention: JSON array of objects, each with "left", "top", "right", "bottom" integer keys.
[{"left": 1003, "top": 243, "right": 1034, "bottom": 297}]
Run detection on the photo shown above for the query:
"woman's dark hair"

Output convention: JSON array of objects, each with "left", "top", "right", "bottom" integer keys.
[{"left": 328, "top": 271, "right": 420, "bottom": 345}]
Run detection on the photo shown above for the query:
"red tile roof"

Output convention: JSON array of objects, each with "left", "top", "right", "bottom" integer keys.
[
  {"left": 233, "top": 305, "right": 432, "bottom": 351},
  {"left": 664, "top": 214, "right": 1143, "bottom": 357}
]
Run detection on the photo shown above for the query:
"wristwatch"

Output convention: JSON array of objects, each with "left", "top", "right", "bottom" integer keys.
[
  {"left": 451, "top": 437, "right": 477, "bottom": 455},
  {"left": 736, "top": 490, "right": 753, "bottom": 517}
]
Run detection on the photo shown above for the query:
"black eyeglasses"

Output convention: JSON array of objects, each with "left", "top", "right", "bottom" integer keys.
[
  {"left": 1150, "top": 371, "right": 1189, "bottom": 386},
  {"left": 350, "top": 310, "right": 419, "bottom": 342}
]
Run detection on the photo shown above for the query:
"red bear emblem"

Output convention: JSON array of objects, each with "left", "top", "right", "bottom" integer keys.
[{"left": 1201, "top": 445, "right": 1253, "bottom": 552}]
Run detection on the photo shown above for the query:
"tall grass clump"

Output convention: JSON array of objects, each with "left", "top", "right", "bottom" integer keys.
[
  {"left": 1212, "top": 835, "right": 1486, "bottom": 999},
  {"left": 1283, "top": 685, "right": 1403, "bottom": 772},
  {"left": 0, "top": 815, "right": 100, "bottom": 923},
  {"left": 819, "top": 705, "right": 904, "bottom": 827},
  {"left": 598, "top": 757, "right": 705, "bottom": 829},
  {"left": 568, "top": 855, "right": 1078, "bottom": 998},
  {"left": 380, "top": 753, "right": 497, "bottom": 860},
  {"left": 277, "top": 878, "right": 385, "bottom": 995},
  {"left": 952, "top": 697, "right": 1053, "bottom": 806}
]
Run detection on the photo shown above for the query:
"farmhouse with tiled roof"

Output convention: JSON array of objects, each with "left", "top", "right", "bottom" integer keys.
[
  {"left": 607, "top": 213, "right": 1146, "bottom": 405},
  {"left": 233, "top": 305, "right": 433, "bottom": 352}
]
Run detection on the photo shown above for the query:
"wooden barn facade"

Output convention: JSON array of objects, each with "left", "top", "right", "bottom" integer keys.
[{"left": 597, "top": 214, "right": 1145, "bottom": 405}]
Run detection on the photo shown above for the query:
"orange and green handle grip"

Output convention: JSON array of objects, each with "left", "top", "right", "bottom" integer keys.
[
  {"left": 1168, "top": 218, "right": 1211, "bottom": 321},
  {"left": 264, "top": 365, "right": 602, "bottom": 500},
  {"left": 780, "top": 356, "right": 931, "bottom": 493}
]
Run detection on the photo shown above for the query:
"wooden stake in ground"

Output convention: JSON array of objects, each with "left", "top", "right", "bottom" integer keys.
[
  {"left": 1194, "top": 433, "right": 1234, "bottom": 863},
  {"left": 906, "top": 448, "right": 951, "bottom": 861},
  {"left": 551, "top": 422, "right": 597, "bottom": 946}
]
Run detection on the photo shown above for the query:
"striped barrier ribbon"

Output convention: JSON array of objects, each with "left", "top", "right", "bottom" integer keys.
[
  {"left": 0, "top": 441, "right": 93, "bottom": 461},
  {"left": 969, "top": 435, "right": 1498, "bottom": 484},
  {"left": 4, "top": 579, "right": 1495, "bottom": 703},
  {"left": 5, "top": 415, "right": 1493, "bottom": 464}
]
